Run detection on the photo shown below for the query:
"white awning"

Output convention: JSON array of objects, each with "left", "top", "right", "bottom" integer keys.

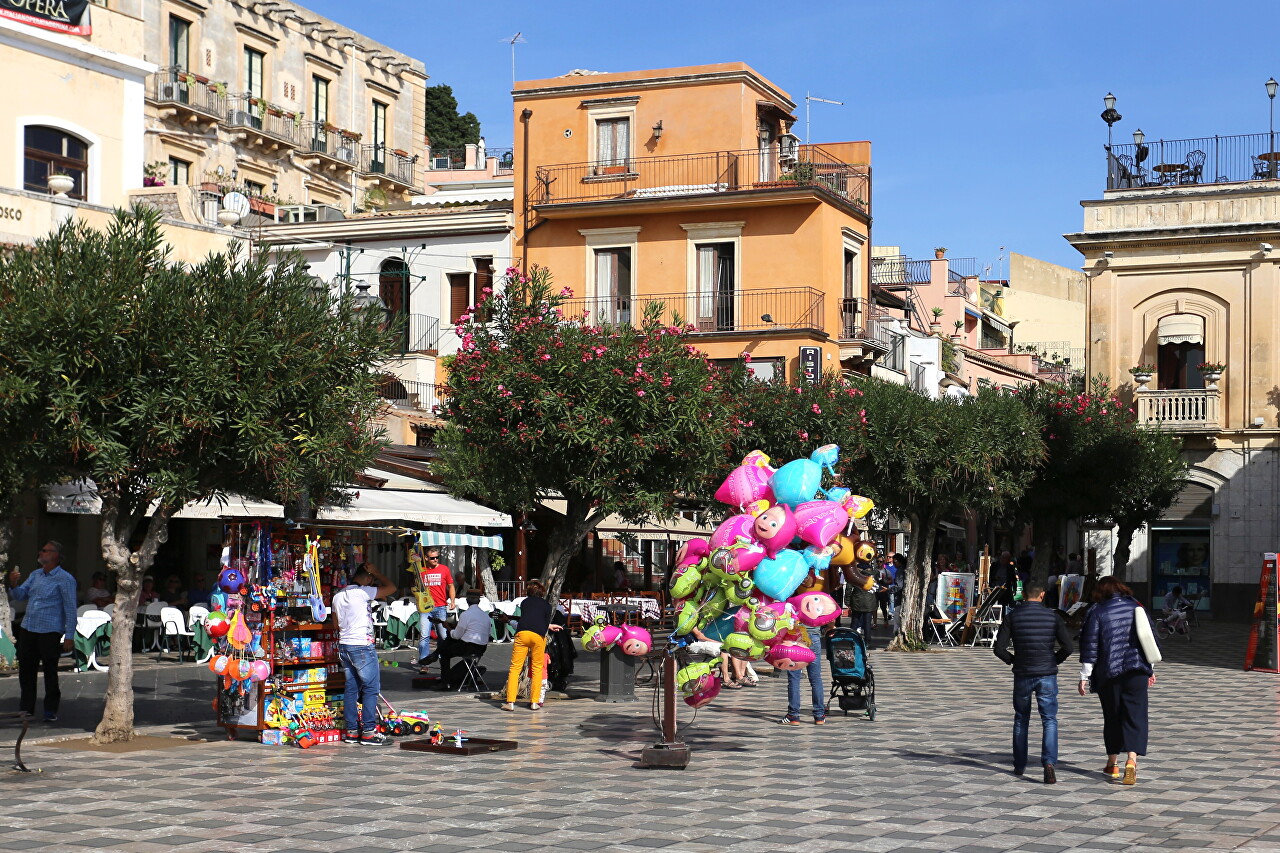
[
  {"left": 419, "top": 530, "right": 505, "bottom": 549},
  {"left": 982, "top": 310, "right": 1012, "bottom": 336},
  {"left": 43, "top": 483, "right": 283, "bottom": 519},
  {"left": 937, "top": 520, "right": 967, "bottom": 540},
  {"left": 1158, "top": 313, "right": 1204, "bottom": 345},
  {"left": 318, "top": 490, "right": 510, "bottom": 527},
  {"left": 175, "top": 497, "right": 284, "bottom": 519}
]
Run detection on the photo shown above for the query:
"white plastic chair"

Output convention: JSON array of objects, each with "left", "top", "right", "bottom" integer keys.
[
  {"left": 77, "top": 604, "right": 98, "bottom": 617},
  {"left": 971, "top": 604, "right": 1003, "bottom": 648},
  {"left": 386, "top": 599, "right": 418, "bottom": 649},
  {"left": 75, "top": 610, "right": 112, "bottom": 672},
  {"left": 142, "top": 600, "right": 167, "bottom": 652},
  {"left": 103, "top": 604, "right": 115, "bottom": 617},
  {"left": 369, "top": 600, "right": 389, "bottom": 647},
  {"left": 159, "top": 606, "right": 194, "bottom": 662},
  {"left": 187, "top": 605, "right": 213, "bottom": 663}
]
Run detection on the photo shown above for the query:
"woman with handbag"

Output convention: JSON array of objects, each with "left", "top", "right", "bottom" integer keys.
[{"left": 1077, "top": 576, "right": 1159, "bottom": 786}]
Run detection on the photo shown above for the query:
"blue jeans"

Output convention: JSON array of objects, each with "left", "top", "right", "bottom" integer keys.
[
  {"left": 1012, "top": 674, "right": 1059, "bottom": 769},
  {"left": 418, "top": 606, "right": 449, "bottom": 660},
  {"left": 787, "top": 628, "right": 825, "bottom": 719},
  {"left": 338, "top": 643, "right": 381, "bottom": 734}
]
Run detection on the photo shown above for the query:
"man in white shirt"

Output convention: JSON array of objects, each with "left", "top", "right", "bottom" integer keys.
[
  {"left": 420, "top": 594, "right": 491, "bottom": 689},
  {"left": 332, "top": 564, "right": 395, "bottom": 745}
]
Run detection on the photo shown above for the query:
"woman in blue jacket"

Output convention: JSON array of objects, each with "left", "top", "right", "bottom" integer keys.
[{"left": 1077, "top": 576, "right": 1157, "bottom": 785}]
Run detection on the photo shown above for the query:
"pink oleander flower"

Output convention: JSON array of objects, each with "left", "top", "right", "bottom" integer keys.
[{"left": 811, "top": 404, "right": 822, "bottom": 414}]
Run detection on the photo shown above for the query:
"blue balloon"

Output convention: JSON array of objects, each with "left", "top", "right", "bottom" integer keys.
[
  {"left": 700, "top": 611, "right": 737, "bottom": 642},
  {"left": 753, "top": 549, "right": 809, "bottom": 601},
  {"left": 770, "top": 459, "right": 823, "bottom": 508}
]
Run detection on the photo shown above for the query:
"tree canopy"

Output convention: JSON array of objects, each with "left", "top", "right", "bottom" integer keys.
[
  {"left": 0, "top": 208, "right": 396, "bottom": 740},
  {"left": 424, "top": 84, "right": 481, "bottom": 150}
]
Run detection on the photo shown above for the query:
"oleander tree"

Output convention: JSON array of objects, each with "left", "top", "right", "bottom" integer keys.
[
  {"left": 843, "top": 379, "right": 1044, "bottom": 650},
  {"left": 0, "top": 208, "right": 396, "bottom": 742},
  {"left": 1101, "top": 424, "right": 1188, "bottom": 579},
  {"left": 435, "top": 266, "right": 732, "bottom": 599},
  {"left": 726, "top": 371, "right": 871, "bottom": 471}
]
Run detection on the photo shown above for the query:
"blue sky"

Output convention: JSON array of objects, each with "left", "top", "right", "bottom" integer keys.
[{"left": 302, "top": 0, "right": 1280, "bottom": 272}]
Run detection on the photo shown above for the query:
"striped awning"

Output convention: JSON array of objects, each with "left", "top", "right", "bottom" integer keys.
[{"left": 419, "top": 530, "right": 505, "bottom": 549}]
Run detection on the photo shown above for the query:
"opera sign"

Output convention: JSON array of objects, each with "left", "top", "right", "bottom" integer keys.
[{"left": 0, "top": 0, "right": 92, "bottom": 36}]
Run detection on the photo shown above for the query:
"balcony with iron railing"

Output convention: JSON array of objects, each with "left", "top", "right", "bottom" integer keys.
[
  {"left": 530, "top": 145, "right": 869, "bottom": 213},
  {"left": 147, "top": 67, "right": 227, "bottom": 123},
  {"left": 871, "top": 257, "right": 932, "bottom": 286},
  {"left": 1136, "top": 388, "right": 1221, "bottom": 432},
  {"left": 390, "top": 313, "right": 440, "bottom": 355},
  {"left": 223, "top": 94, "right": 300, "bottom": 148},
  {"left": 377, "top": 377, "right": 443, "bottom": 415},
  {"left": 557, "top": 287, "right": 824, "bottom": 335},
  {"left": 298, "top": 122, "right": 361, "bottom": 169},
  {"left": 1105, "top": 131, "right": 1280, "bottom": 191},
  {"left": 361, "top": 144, "right": 417, "bottom": 188}
]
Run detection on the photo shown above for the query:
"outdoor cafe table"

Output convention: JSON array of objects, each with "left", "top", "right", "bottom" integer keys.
[
  {"left": 1152, "top": 162, "right": 1187, "bottom": 183},
  {"left": 565, "top": 597, "right": 662, "bottom": 625}
]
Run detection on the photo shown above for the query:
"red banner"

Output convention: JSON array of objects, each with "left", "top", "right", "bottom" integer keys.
[{"left": 1245, "top": 553, "right": 1279, "bottom": 672}]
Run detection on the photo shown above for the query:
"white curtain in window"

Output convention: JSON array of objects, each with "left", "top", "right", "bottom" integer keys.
[{"left": 697, "top": 245, "right": 717, "bottom": 324}]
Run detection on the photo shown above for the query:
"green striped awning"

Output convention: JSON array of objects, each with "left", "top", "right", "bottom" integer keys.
[{"left": 418, "top": 530, "right": 505, "bottom": 549}]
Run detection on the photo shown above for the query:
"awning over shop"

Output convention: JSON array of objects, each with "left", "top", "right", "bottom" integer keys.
[
  {"left": 419, "top": 530, "right": 505, "bottom": 549},
  {"left": 1158, "top": 313, "right": 1204, "bottom": 345},
  {"left": 318, "top": 489, "right": 510, "bottom": 527},
  {"left": 596, "top": 514, "right": 716, "bottom": 542},
  {"left": 937, "top": 520, "right": 967, "bottom": 540},
  {"left": 175, "top": 497, "right": 283, "bottom": 519}
]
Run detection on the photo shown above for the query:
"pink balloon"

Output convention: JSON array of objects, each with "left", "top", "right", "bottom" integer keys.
[
  {"left": 249, "top": 660, "right": 272, "bottom": 682},
  {"left": 596, "top": 624, "right": 623, "bottom": 650},
  {"left": 714, "top": 465, "right": 774, "bottom": 508},
  {"left": 619, "top": 625, "right": 652, "bottom": 656},
  {"left": 765, "top": 642, "right": 816, "bottom": 670},
  {"left": 710, "top": 514, "right": 756, "bottom": 550},
  {"left": 787, "top": 591, "right": 841, "bottom": 627},
  {"left": 684, "top": 677, "right": 721, "bottom": 708},
  {"left": 752, "top": 505, "right": 798, "bottom": 557},
  {"left": 675, "top": 538, "right": 710, "bottom": 567},
  {"left": 794, "top": 500, "right": 849, "bottom": 549}
]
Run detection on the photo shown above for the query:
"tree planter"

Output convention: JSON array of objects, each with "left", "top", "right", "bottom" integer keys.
[{"left": 929, "top": 322, "right": 942, "bottom": 336}]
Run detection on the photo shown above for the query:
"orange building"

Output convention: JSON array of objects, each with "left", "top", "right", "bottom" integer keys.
[{"left": 512, "top": 63, "right": 873, "bottom": 380}]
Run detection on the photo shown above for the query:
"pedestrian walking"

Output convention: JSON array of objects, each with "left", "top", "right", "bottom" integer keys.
[
  {"left": 843, "top": 566, "right": 877, "bottom": 641},
  {"left": 993, "top": 584, "right": 1073, "bottom": 784},
  {"left": 1078, "top": 576, "right": 1158, "bottom": 786},
  {"left": 332, "top": 563, "right": 396, "bottom": 745},
  {"left": 779, "top": 625, "right": 826, "bottom": 726},
  {"left": 8, "top": 541, "right": 77, "bottom": 721}
]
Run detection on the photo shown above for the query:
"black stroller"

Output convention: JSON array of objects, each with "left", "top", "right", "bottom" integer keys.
[{"left": 824, "top": 627, "right": 876, "bottom": 720}]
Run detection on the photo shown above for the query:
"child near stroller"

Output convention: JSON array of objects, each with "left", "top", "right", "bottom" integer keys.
[{"left": 824, "top": 626, "right": 876, "bottom": 720}]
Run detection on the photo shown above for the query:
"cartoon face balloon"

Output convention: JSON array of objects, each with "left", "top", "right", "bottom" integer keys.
[
  {"left": 788, "top": 591, "right": 841, "bottom": 627},
  {"left": 618, "top": 625, "right": 652, "bottom": 656},
  {"left": 669, "top": 562, "right": 704, "bottom": 600},
  {"left": 710, "top": 513, "right": 757, "bottom": 551},
  {"left": 582, "top": 618, "right": 609, "bottom": 651},
  {"left": 596, "top": 624, "right": 624, "bottom": 650},
  {"left": 674, "top": 538, "right": 710, "bottom": 568},
  {"left": 765, "top": 642, "right": 817, "bottom": 671},
  {"left": 753, "top": 505, "right": 798, "bottom": 557}
]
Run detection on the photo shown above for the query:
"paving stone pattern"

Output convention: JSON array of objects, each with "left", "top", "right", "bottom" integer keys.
[{"left": 1, "top": 621, "right": 1278, "bottom": 852}]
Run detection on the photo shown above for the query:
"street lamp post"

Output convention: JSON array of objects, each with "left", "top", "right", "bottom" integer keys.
[
  {"left": 1101, "top": 93, "right": 1122, "bottom": 187},
  {"left": 1267, "top": 78, "right": 1277, "bottom": 178}
]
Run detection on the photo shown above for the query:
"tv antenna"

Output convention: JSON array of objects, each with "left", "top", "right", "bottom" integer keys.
[
  {"left": 805, "top": 92, "right": 843, "bottom": 143},
  {"left": 502, "top": 32, "right": 527, "bottom": 86}
]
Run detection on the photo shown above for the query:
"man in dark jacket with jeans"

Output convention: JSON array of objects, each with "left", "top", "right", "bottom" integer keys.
[{"left": 993, "top": 585, "right": 1073, "bottom": 784}]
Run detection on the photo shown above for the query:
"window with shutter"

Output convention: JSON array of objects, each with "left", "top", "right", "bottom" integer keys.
[{"left": 449, "top": 272, "right": 471, "bottom": 324}]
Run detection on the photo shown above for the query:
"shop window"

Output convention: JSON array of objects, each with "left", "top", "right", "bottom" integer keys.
[
  {"left": 23, "top": 125, "right": 88, "bottom": 200},
  {"left": 1158, "top": 342, "right": 1205, "bottom": 390}
]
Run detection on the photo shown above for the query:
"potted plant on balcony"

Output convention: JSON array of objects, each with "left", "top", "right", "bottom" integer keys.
[
  {"left": 46, "top": 172, "right": 75, "bottom": 196},
  {"left": 1197, "top": 361, "right": 1226, "bottom": 389},
  {"left": 951, "top": 320, "right": 964, "bottom": 341},
  {"left": 929, "top": 306, "right": 943, "bottom": 335},
  {"left": 1128, "top": 363, "right": 1156, "bottom": 388},
  {"left": 934, "top": 247, "right": 947, "bottom": 259},
  {"left": 209, "top": 80, "right": 228, "bottom": 98}
]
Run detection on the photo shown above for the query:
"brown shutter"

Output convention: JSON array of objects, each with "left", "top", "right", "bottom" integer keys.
[{"left": 449, "top": 272, "right": 471, "bottom": 324}]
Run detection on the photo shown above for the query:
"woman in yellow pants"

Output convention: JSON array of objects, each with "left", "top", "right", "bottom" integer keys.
[{"left": 502, "top": 580, "right": 560, "bottom": 710}]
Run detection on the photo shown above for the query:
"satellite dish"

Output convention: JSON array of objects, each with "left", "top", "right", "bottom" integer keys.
[{"left": 223, "top": 192, "right": 251, "bottom": 217}]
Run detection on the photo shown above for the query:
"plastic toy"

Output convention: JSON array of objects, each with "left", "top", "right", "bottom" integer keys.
[{"left": 205, "top": 611, "right": 230, "bottom": 638}]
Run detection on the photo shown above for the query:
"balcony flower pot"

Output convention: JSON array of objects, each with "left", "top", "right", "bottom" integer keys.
[
  {"left": 1201, "top": 370, "right": 1223, "bottom": 389},
  {"left": 47, "top": 174, "right": 75, "bottom": 196},
  {"left": 1131, "top": 371, "right": 1154, "bottom": 388},
  {"left": 929, "top": 321, "right": 942, "bottom": 336},
  {"left": 950, "top": 333, "right": 963, "bottom": 342}
]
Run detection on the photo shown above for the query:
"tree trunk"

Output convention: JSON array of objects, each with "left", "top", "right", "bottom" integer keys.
[
  {"left": 538, "top": 495, "right": 605, "bottom": 603},
  {"left": 1112, "top": 521, "right": 1137, "bottom": 580},
  {"left": 478, "top": 552, "right": 500, "bottom": 601},
  {"left": 889, "top": 510, "right": 936, "bottom": 651},
  {"left": 93, "top": 495, "right": 173, "bottom": 744},
  {"left": 0, "top": 514, "right": 15, "bottom": 668}
]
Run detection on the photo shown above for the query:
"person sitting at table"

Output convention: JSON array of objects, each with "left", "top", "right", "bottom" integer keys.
[
  {"left": 187, "top": 573, "right": 212, "bottom": 608},
  {"left": 613, "top": 560, "right": 630, "bottom": 592},
  {"left": 162, "top": 575, "right": 188, "bottom": 607},
  {"left": 138, "top": 576, "right": 159, "bottom": 605},
  {"left": 83, "top": 572, "right": 112, "bottom": 608},
  {"left": 420, "top": 594, "right": 491, "bottom": 684}
]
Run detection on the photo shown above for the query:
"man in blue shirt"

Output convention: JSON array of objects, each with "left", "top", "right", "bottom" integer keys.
[{"left": 8, "top": 541, "right": 78, "bottom": 721}]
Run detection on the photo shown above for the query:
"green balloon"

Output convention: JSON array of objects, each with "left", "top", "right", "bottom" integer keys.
[{"left": 721, "top": 631, "right": 766, "bottom": 661}]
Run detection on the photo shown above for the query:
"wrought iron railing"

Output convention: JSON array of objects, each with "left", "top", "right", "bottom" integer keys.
[
  {"left": 490, "top": 148, "right": 515, "bottom": 174},
  {"left": 910, "top": 362, "right": 929, "bottom": 394},
  {"left": 377, "top": 377, "right": 443, "bottom": 415},
  {"left": 224, "top": 94, "right": 300, "bottom": 146},
  {"left": 362, "top": 144, "right": 417, "bottom": 185},
  {"left": 872, "top": 256, "right": 931, "bottom": 286},
  {"left": 300, "top": 122, "right": 360, "bottom": 166},
  {"left": 148, "top": 67, "right": 227, "bottom": 119},
  {"left": 530, "top": 145, "right": 869, "bottom": 212},
  {"left": 840, "top": 297, "right": 894, "bottom": 347},
  {"left": 427, "top": 148, "right": 467, "bottom": 170},
  {"left": 557, "top": 287, "right": 824, "bottom": 334},
  {"left": 1105, "top": 132, "right": 1280, "bottom": 190},
  {"left": 406, "top": 314, "right": 440, "bottom": 353},
  {"left": 1015, "top": 341, "right": 1084, "bottom": 370},
  {"left": 1136, "top": 388, "right": 1220, "bottom": 432}
]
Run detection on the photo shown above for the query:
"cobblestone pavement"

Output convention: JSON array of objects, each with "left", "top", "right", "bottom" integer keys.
[{"left": 1, "top": 621, "right": 1278, "bottom": 852}]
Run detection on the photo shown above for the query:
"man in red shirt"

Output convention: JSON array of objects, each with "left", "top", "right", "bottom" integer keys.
[{"left": 417, "top": 548, "right": 456, "bottom": 673}]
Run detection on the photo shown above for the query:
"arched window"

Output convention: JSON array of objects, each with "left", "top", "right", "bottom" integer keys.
[
  {"left": 379, "top": 258, "right": 410, "bottom": 353},
  {"left": 24, "top": 126, "right": 89, "bottom": 200}
]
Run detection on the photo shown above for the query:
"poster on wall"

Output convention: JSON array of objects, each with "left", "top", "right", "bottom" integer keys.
[
  {"left": 1058, "top": 574, "right": 1085, "bottom": 611},
  {"left": 936, "top": 572, "right": 975, "bottom": 621},
  {"left": 0, "top": 0, "right": 92, "bottom": 35},
  {"left": 1151, "top": 528, "right": 1211, "bottom": 612},
  {"left": 1244, "top": 553, "right": 1279, "bottom": 673}
]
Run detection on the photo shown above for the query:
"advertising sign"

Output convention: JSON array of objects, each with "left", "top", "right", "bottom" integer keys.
[
  {"left": 0, "top": 0, "right": 92, "bottom": 35},
  {"left": 799, "top": 346, "right": 820, "bottom": 384},
  {"left": 1245, "top": 553, "right": 1279, "bottom": 673},
  {"left": 936, "top": 572, "right": 975, "bottom": 621}
]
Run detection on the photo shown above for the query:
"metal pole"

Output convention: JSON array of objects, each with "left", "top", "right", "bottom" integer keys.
[{"left": 1271, "top": 97, "right": 1275, "bottom": 178}]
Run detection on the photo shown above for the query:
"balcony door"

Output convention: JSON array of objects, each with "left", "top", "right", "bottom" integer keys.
[
  {"left": 1158, "top": 342, "right": 1204, "bottom": 390},
  {"left": 379, "top": 259, "right": 409, "bottom": 353},
  {"left": 696, "top": 242, "right": 735, "bottom": 331},
  {"left": 243, "top": 47, "right": 264, "bottom": 128},
  {"left": 594, "top": 248, "right": 632, "bottom": 325}
]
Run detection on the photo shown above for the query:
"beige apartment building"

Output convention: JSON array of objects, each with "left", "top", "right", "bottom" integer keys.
[
  {"left": 1066, "top": 131, "right": 1280, "bottom": 618},
  {"left": 136, "top": 0, "right": 427, "bottom": 224}
]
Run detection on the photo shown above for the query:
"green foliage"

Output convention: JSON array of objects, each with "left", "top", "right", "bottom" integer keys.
[
  {"left": 424, "top": 84, "right": 481, "bottom": 150},
  {"left": 727, "top": 372, "right": 869, "bottom": 478}
]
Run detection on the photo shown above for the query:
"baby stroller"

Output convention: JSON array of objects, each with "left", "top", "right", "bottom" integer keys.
[{"left": 824, "top": 627, "right": 876, "bottom": 720}]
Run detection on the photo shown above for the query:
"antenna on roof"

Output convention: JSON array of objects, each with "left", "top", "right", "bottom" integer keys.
[
  {"left": 502, "top": 32, "right": 527, "bottom": 86},
  {"left": 805, "top": 92, "right": 843, "bottom": 144}
]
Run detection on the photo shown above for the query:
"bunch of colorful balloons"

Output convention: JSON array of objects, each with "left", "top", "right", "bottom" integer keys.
[
  {"left": 672, "top": 445, "right": 875, "bottom": 708},
  {"left": 582, "top": 618, "right": 652, "bottom": 657}
]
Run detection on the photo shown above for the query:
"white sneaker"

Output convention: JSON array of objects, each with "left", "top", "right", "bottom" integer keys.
[{"left": 500, "top": 702, "right": 514, "bottom": 711}]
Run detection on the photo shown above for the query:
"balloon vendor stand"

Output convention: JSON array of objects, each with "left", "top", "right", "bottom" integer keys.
[{"left": 210, "top": 521, "right": 363, "bottom": 745}]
